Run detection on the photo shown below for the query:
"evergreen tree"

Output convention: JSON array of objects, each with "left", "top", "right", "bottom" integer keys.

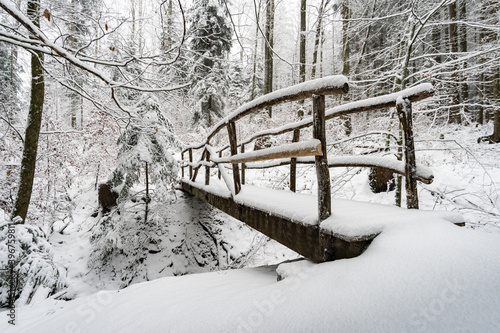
[
  {"left": 187, "top": 0, "right": 233, "bottom": 128},
  {"left": 0, "top": 42, "right": 22, "bottom": 124},
  {"left": 90, "top": 94, "right": 179, "bottom": 286},
  {"left": 111, "top": 93, "right": 179, "bottom": 204}
]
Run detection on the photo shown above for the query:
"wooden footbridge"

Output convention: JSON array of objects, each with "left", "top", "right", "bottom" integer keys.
[{"left": 180, "top": 76, "right": 461, "bottom": 263}]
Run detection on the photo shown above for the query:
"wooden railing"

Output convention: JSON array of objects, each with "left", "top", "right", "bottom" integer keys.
[{"left": 181, "top": 76, "right": 435, "bottom": 222}]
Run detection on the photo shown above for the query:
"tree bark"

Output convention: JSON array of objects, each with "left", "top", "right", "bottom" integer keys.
[
  {"left": 341, "top": 0, "right": 352, "bottom": 136},
  {"left": 144, "top": 161, "right": 149, "bottom": 224},
  {"left": 311, "top": 0, "right": 329, "bottom": 79},
  {"left": 264, "top": 0, "right": 275, "bottom": 117},
  {"left": 448, "top": 1, "right": 461, "bottom": 124},
  {"left": 299, "top": 0, "right": 306, "bottom": 83},
  {"left": 11, "top": 0, "right": 45, "bottom": 223},
  {"left": 459, "top": 0, "right": 469, "bottom": 118}
]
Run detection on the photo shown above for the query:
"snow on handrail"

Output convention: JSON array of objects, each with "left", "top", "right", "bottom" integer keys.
[
  {"left": 229, "top": 83, "right": 434, "bottom": 150},
  {"left": 182, "top": 75, "right": 349, "bottom": 152},
  {"left": 213, "top": 139, "right": 322, "bottom": 164}
]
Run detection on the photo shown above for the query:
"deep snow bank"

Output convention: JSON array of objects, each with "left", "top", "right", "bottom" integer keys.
[{"left": 2, "top": 217, "right": 500, "bottom": 332}]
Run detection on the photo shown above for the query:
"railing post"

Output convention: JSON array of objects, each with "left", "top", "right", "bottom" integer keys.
[
  {"left": 241, "top": 144, "right": 246, "bottom": 185},
  {"left": 312, "top": 94, "right": 331, "bottom": 221},
  {"left": 397, "top": 97, "right": 419, "bottom": 209},
  {"left": 290, "top": 129, "right": 300, "bottom": 192},
  {"left": 227, "top": 121, "right": 241, "bottom": 195},
  {"left": 205, "top": 148, "right": 210, "bottom": 186},
  {"left": 189, "top": 148, "right": 193, "bottom": 180},
  {"left": 181, "top": 151, "right": 185, "bottom": 178},
  {"left": 218, "top": 150, "right": 222, "bottom": 179}
]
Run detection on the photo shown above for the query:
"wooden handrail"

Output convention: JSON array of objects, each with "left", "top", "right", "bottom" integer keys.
[
  {"left": 205, "top": 83, "right": 433, "bottom": 155},
  {"left": 182, "top": 75, "right": 349, "bottom": 153},
  {"left": 242, "top": 156, "right": 434, "bottom": 184}
]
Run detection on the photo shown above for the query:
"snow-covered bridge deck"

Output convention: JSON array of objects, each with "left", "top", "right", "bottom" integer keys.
[{"left": 182, "top": 179, "right": 463, "bottom": 262}]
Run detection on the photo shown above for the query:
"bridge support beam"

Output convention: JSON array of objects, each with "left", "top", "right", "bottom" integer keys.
[
  {"left": 227, "top": 121, "right": 241, "bottom": 195},
  {"left": 397, "top": 98, "right": 419, "bottom": 209},
  {"left": 181, "top": 181, "right": 373, "bottom": 263},
  {"left": 312, "top": 94, "right": 331, "bottom": 221}
]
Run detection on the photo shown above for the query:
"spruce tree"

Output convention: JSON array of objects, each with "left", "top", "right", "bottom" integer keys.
[{"left": 188, "top": 0, "right": 233, "bottom": 128}]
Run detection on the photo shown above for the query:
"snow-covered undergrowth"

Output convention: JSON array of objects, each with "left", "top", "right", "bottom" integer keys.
[
  {"left": 0, "top": 217, "right": 66, "bottom": 308},
  {"left": 87, "top": 188, "right": 297, "bottom": 292},
  {"left": 4, "top": 177, "right": 297, "bottom": 301}
]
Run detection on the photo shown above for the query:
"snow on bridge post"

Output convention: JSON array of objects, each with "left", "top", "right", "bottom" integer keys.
[
  {"left": 313, "top": 94, "right": 331, "bottom": 221},
  {"left": 397, "top": 97, "right": 419, "bottom": 209}
]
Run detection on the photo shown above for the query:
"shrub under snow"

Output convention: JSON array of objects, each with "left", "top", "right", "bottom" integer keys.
[{"left": 0, "top": 218, "right": 66, "bottom": 307}]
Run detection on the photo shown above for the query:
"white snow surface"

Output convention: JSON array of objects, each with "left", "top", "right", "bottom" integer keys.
[{"left": 2, "top": 217, "right": 500, "bottom": 332}]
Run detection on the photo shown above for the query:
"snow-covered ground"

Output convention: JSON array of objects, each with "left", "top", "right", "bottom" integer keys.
[
  {"left": 2, "top": 217, "right": 500, "bottom": 332},
  {"left": 1, "top": 124, "right": 500, "bottom": 332}
]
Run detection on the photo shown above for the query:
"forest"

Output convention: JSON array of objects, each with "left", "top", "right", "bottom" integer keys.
[{"left": 0, "top": 0, "right": 499, "bottom": 331}]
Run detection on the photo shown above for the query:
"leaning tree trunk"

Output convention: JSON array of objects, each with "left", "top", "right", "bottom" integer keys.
[{"left": 12, "top": 0, "right": 45, "bottom": 223}]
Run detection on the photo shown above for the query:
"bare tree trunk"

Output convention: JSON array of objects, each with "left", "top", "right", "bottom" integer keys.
[
  {"left": 341, "top": 0, "right": 352, "bottom": 136},
  {"left": 12, "top": 0, "right": 45, "bottom": 223},
  {"left": 448, "top": 1, "right": 461, "bottom": 124},
  {"left": 166, "top": 0, "right": 173, "bottom": 51},
  {"left": 490, "top": 65, "right": 500, "bottom": 142},
  {"left": 251, "top": 0, "right": 262, "bottom": 100},
  {"left": 459, "top": 0, "right": 469, "bottom": 119},
  {"left": 144, "top": 162, "right": 149, "bottom": 224},
  {"left": 341, "top": 0, "right": 350, "bottom": 79},
  {"left": 264, "top": 0, "right": 275, "bottom": 117},
  {"left": 299, "top": 0, "right": 306, "bottom": 83},
  {"left": 311, "top": 0, "right": 329, "bottom": 79}
]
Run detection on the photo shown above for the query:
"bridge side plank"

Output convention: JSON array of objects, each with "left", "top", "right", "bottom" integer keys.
[{"left": 181, "top": 181, "right": 373, "bottom": 263}]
